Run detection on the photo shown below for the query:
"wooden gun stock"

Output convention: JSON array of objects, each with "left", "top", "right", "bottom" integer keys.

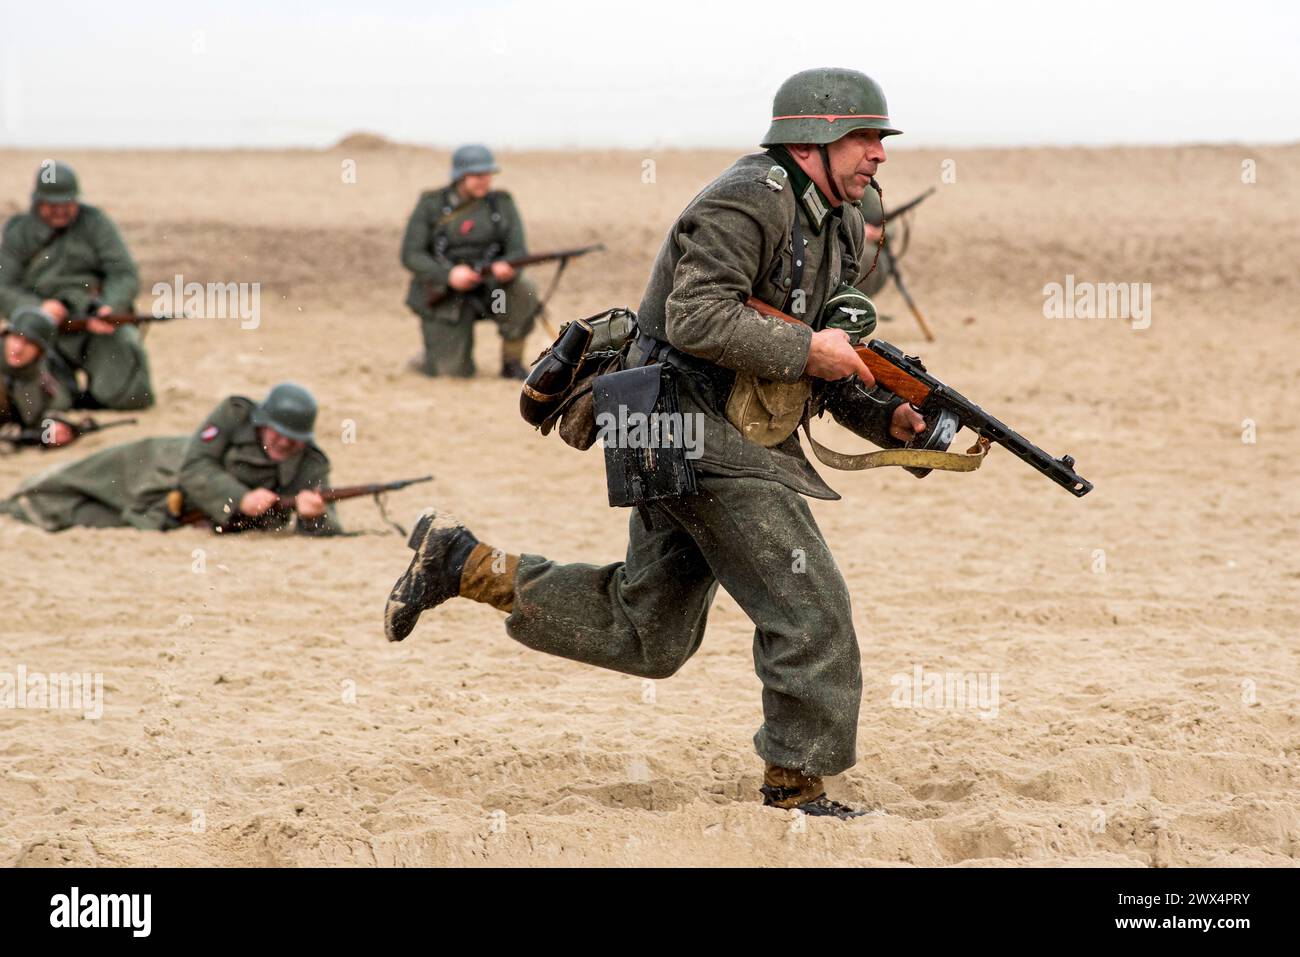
[{"left": 744, "top": 296, "right": 931, "bottom": 405}]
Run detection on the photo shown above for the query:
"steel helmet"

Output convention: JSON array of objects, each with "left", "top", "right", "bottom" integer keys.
[
  {"left": 761, "top": 68, "right": 901, "bottom": 146},
  {"left": 252, "top": 382, "right": 318, "bottom": 443},
  {"left": 31, "top": 160, "right": 80, "bottom": 204},
  {"left": 450, "top": 144, "right": 500, "bottom": 181}
]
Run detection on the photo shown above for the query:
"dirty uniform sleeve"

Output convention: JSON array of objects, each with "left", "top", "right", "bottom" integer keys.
[
  {"left": 664, "top": 186, "right": 812, "bottom": 382},
  {"left": 498, "top": 193, "right": 528, "bottom": 260},
  {"left": 88, "top": 211, "right": 139, "bottom": 311},
  {"left": 0, "top": 217, "right": 43, "bottom": 316},
  {"left": 292, "top": 452, "right": 343, "bottom": 536},
  {"left": 400, "top": 195, "right": 453, "bottom": 289},
  {"left": 176, "top": 399, "right": 253, "bottom": 521}
]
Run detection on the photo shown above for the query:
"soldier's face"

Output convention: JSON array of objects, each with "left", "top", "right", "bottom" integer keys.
[
  {"left": 827, "top": 129, "right": 887, "bottom": 203},
  {"left": 259, "top": 426, "right": 305, "bottom": 462},
  {"left": 459, "top": 173, "right": 493, "bottom": 199},
  {"left": 4, "top": 333, "right": 41, "bottom": 368},
  {"left": 36, "top": 201, "right": 79, "bottom": 229}
]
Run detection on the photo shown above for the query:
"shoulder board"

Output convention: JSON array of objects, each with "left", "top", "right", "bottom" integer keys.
[{"left": 761, "top": 165, "right": 788, "bottom": 192}]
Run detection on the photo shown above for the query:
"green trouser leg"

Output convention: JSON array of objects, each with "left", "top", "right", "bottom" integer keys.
[
  {"left": 56, "top": 326, "right": 154, "bottom": 410},
  {"left": 505, "top": 474, "right": 862, "bottom": 777},
  {"left": 488, "top": 275, "right": 541, "bottom": 345},
  {"left": 418, "top": 301, "right": 475, "bottom": 378},
  {"left": 417, "top": 277, "right": 540, "bottom": 376}
]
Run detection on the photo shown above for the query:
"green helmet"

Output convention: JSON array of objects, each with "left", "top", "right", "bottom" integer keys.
[
  {"left": 761, "top": 68, "right": 901, "bottom": 147},
  {"left": 450, "top": 144, "right": 500, "bottom": 181},
  {"left": 7, "top": 306, "right": 57, "bottom": 353},
  {"left": 252, "top": 382, "right": 317, "bottom": 443},
  {"left": 31, "top": 160, "right": 80, "bottom": 204}
]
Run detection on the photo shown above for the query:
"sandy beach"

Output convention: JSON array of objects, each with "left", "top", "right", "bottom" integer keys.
[{"left": 1, "top": 141, "right": 1297, "bottom": 866}]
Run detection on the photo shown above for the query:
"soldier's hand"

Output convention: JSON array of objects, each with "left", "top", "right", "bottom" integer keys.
[
  {"left": 805, "top": 328, "right": 875, "bottom": 387},
  {"left": 85, "top": 304, "right": 116, "bottom": 335},
  {"left": 890, "top": 402, "right": 927, "bottom": 442},
  {"left": 239, "top": 487, "right": 280, "bottom": 517},
  {"left": 489, "top": 260, "right": 516, "bottom": 284},
  {"left": 449, "top": 264, "right": 483, "bottom": 291},
  {"left": 41, "top": 299, "right": 69, "bottom": 322},
  {"left": 46, "top": 421, "right": 76, "bottom": 447},
  {"left": 295, "top": 489, "right": 326, "bottom": 519}
]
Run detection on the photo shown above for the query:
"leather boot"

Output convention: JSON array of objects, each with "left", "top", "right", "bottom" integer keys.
[
  {"left": 384, "top": 510, "right": 480, "bottom": 641},
  {"left": 760, "top": 764, "right": 868, "bottom": 820}
]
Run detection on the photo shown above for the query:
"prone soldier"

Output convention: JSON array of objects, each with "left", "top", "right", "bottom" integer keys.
[{"left": 0, "top": 382, "right": 340, "bottom": 534}]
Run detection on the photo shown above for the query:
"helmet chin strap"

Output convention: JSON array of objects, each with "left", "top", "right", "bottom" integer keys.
[{"left": 817, "top": 143, "right": 844, "bottom": 204}]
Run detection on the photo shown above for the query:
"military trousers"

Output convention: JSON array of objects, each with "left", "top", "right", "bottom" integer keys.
[
  {"left": 55, "top": 325, "right": 154, "bottom": 410},
  {"left": 504, "top": 473, "right": 863, "bottom": 777},
  {"left": 416, "top": 276, "right": 540, "bottom": 377}
]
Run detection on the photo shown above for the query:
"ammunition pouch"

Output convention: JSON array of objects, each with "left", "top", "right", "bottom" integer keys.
[
  {"left": 724, "top": 374, "right": 811, "bottom": 447},
  {"left": 593, "top": 346, "right": 698, "bottom": 508}
]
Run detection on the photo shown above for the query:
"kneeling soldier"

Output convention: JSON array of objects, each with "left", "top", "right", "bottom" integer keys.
[
  {"left": 0, "top": 161, "right": 154, "bottom": 410},
  {"left": 400, "top": 144, "right": 541, "bottom": 379}
]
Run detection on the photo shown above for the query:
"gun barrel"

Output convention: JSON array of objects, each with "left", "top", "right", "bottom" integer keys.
[
  {"left": 502, "top": 244, "right": 604, "bottom": 270},
  {"left": 868, "top": 340, "right": 1093, "bottom": 497},
  {"left": 319, "top": 475, "right": 433, "bottom": 503},
  {"left": 882, "top": 187, "right": 936, "bottom": 224}
]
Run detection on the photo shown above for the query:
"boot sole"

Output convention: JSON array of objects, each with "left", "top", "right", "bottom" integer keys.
[{"left": 384, "top": 510, "right": 440, "bottom": 642}]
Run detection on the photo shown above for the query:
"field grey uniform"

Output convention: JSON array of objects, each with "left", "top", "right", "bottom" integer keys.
[{"left": 501, "top": 146, "right": 905, "bottom": 777}]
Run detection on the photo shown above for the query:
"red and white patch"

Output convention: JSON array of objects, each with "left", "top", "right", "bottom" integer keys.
[
  {"left": 459, "top": 219, "right": 474, "bottom": 236},
  {"left": 200, "top": 424, "right": 220, "bottom": 442}
]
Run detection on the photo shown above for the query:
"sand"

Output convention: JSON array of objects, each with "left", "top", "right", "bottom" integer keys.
[{"left": 0, "top": 142, "right": 1297, "bottom": 866}]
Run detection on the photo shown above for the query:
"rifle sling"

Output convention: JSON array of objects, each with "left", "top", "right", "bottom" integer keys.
[{"left": 800, "top": 416, "right": 990, "bottom": 472}]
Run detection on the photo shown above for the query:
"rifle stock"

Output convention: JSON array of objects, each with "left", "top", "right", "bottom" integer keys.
[{"left": 745, "top": 297, "right": 931, "bottom": 404}]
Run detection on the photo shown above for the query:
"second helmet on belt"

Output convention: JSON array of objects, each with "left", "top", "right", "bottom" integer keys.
[
  {"left": 450, "top": 144, "right": 500, "bottom": 182},
  {"left": 252, "top": 382, "right": 317, "bottom": 443},
  {"left": 761, "top": 68, "right": 902, "bottom": 146}
]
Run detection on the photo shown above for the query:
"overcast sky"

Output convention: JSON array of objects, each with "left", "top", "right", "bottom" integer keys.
[{"left": 2, "top": 0, "right": 1296, "bottom": 149}]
